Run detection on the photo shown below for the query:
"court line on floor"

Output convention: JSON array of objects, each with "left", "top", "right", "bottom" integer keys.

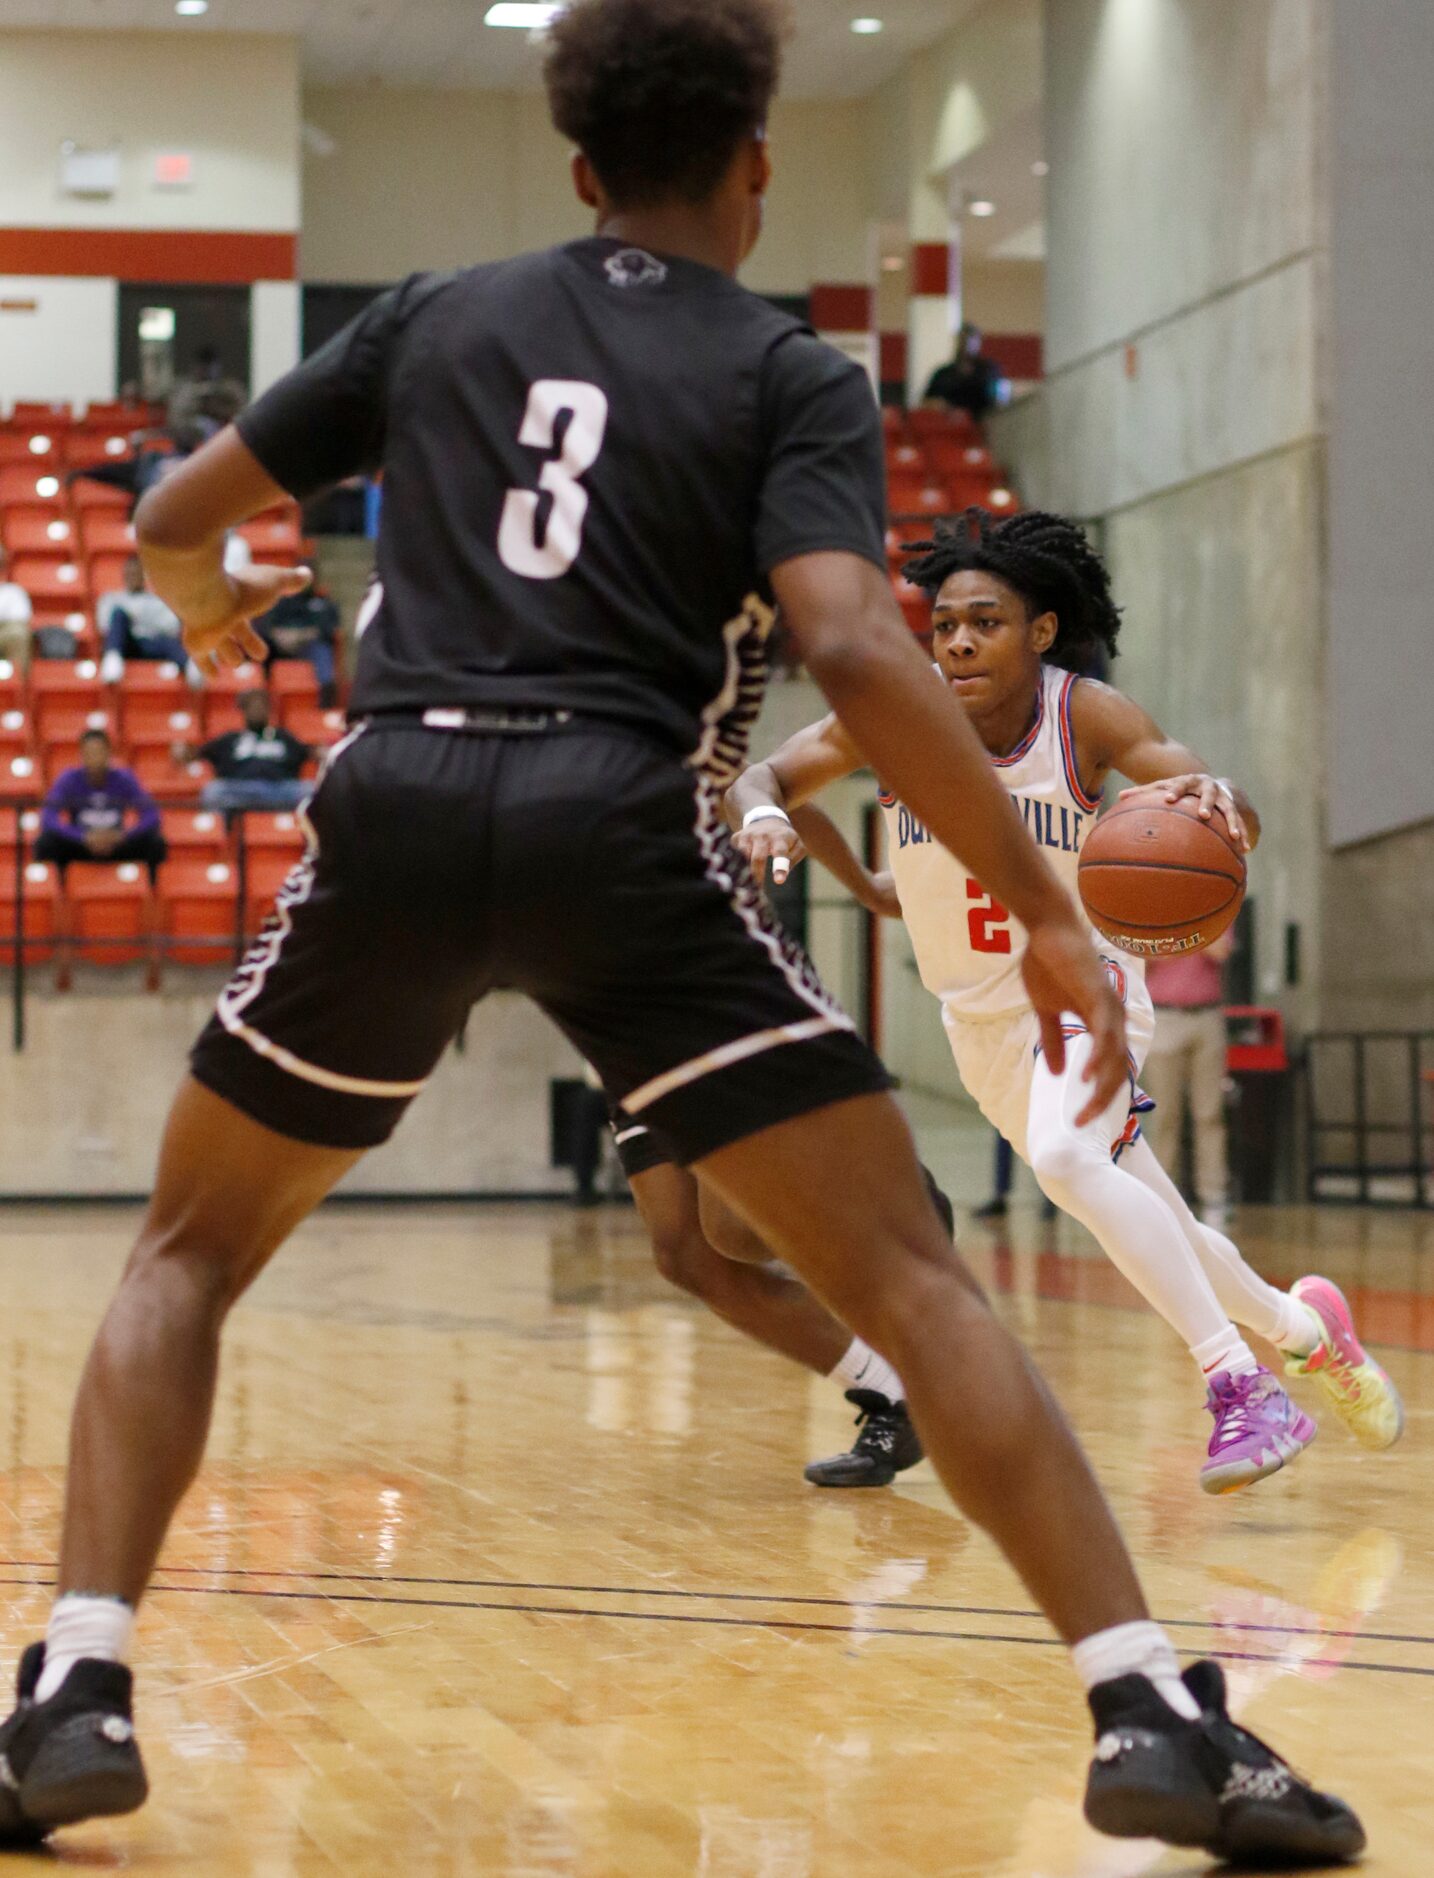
[
  {"left": 1, "top": 1561, "right": 1424, "bottom": 1650},
  {"left": 1, "top": 1569, "right": 1430, "bottom": 1665},
  {"left": 35, "top": 1578, "right": 1434, "bottom": 1680}
]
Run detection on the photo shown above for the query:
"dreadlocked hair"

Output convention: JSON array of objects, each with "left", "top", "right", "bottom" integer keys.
[{"left": 901, "top": 508, "right": 1122, "bottom": 672}]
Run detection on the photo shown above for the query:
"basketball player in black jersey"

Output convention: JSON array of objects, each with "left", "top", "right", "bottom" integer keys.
[{"left": 0, "top": 0, "right": 1359, "bottom": 1861}]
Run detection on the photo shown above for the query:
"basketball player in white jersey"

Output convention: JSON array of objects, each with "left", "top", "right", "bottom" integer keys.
[{"left": 731, "top": 508, "right": 1403, "bottom": 1494}]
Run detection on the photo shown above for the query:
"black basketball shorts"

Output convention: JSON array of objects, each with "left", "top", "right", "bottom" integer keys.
[{"left": 191, "top": 716, "right": 891, "bottom": 1157}]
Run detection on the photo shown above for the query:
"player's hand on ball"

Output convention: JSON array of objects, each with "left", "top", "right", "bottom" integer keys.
[
  {"left": 1120, "top": 774, "right": 1249, "bottom": 851},
  {"left": 1021, "top": 919, "right": 1129, "bottom": 1126},
  {"left": 734, "top": 815, "right": 805, "bottom": 887},
  {"left": 182, "top": 564, "right": 314, "bottom": 678}
]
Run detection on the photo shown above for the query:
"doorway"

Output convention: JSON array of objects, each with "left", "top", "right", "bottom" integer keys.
[{"left": 116, "top": 284, "right": 252, "bottom": 406}]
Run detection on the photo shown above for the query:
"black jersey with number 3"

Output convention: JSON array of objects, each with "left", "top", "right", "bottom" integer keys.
[{"left": 236, "top": 238, "right": 887, "bottom": 770}]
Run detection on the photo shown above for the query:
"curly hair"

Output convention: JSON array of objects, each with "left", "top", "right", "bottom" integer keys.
[
  {"left": 901, "top": 507, "right": 1122, "bottom": 671},
  {"left": 544, "top": 0, "right": 785, "bottom": 208}
]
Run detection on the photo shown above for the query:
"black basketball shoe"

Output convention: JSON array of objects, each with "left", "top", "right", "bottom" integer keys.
[
  {"left": 1084, "top": 1658, "right": 1364, "bottom": 1865},
  {"left": 0, "top": 1642, "right": 148, "bottom": 1845},
  {"left": 803, "top": 1388, "right": 923, "bottom": 1488}
]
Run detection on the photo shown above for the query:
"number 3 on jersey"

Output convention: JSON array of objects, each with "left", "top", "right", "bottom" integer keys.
[
  {"left": 498, "top": 380, "right": 609, "bottom": 580},
  {"left": 966, "top": 878, "right": 1012, "bottom": 954}
]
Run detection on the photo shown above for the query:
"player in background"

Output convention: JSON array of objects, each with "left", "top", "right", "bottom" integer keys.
[
  {"left": 732, "top": 509, "right": 1403, "bottom": 1495},
  {"left": 616, "top": 801, "right": 935, "bottom": 1488},
  {"left": 0, "top": 4, "right": 1360, "bottom": 1862}
]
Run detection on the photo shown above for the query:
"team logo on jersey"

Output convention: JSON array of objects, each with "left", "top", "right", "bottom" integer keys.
[{"left": 605, "top": 248, "right": 668, "bottom": 289}]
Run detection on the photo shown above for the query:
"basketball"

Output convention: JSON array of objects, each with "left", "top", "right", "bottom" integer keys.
[{"left": 1078, "top": 791, "right": 1246, "bottom": 956}]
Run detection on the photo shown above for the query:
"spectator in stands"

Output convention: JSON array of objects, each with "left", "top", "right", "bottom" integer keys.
[
  {"left": 922, "top": 323, "right": 1002, "bottom": 420},
  {"left": 0, "top": 547, "right": 33, "bottom": 671},
  {"left": 1142, "top": 934, "right": 1235, "bottom": 1229},
  {"left": 254, "top": 587, "right": 340, "bottom": 707},
  {"left": 98, "top": 557, "right": 186, "bottom": 683},
  {"left": 35, "top": 728, "right": 167, "bottom": 882},
  {"left": 166, "top": 347, "right": 246, "bottom": 435},
  {"left": 178, "top": 689, "right": 313, "bottom": 813}
]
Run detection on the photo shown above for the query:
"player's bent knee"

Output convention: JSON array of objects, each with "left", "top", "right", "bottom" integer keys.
[
  {"left": 649, "top": 1226, "right": 724, "bottom": 1299},
  {"left": 1028, "top": 1133, "right": 1103, "bottom": 1199}
]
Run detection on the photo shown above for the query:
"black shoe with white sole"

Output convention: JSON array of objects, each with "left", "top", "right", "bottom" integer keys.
[
  {"left": 1084, "top": 1658, "right": 1364, "bottom": 1866},
  {"left": 803, "top": 1389, "right": 923, "bottom": 1488},
  {"left": 0, "top": 1642, "right": 148, "bottom": 1845}
]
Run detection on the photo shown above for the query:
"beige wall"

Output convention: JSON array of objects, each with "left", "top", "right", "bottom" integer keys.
[
  {"left": 963, "top": 259, "right": 1044, "bottom": 333},
  {"left": 993, "top": 0, "right": 1331, "bottom": 1040},
  {"left": 0, "top": 31, "right": 300, "bottom": 232},
  {"left": 301, "top": 88, "right": 872, "bottom": 295},
  {"left": 0, "top": 984, "right": 583, "bottom": 1198}
]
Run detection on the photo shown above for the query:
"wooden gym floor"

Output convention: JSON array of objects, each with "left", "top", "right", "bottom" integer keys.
[{"left": 0, "top": 1196, "right": 1430, "bottom": 1875}]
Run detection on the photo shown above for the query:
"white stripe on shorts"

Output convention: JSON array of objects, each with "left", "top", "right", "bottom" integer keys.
[{"left": 621, "top": 1014, "right": 847, "bottom": 1115}]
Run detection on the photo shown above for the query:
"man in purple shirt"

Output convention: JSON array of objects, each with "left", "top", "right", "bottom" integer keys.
[{"left": 35, "top": 728, "right": 167, "bottom": 883}]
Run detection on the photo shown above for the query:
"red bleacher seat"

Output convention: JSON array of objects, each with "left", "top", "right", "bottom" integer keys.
[
  {"left": 922, "top": 437, "right": 994, "bottom": 480},
  {"left": 284, "top": 705, "right": 345, "bottom": 750},
  {"left": 0, "top": 807, "right": 39, "bottom": 870},
  {"left": 11, "top": 555, "right": 87, "bottom": 608},
  {"left": 58, "top": 862, "right": 154, "bottom": 971},
  {"left": 0, "top": 754, "right": 40, "bottom": 802},
  {"left": 68, "top": 475, "right": 131, "bottom": 514},
  {"left": 907, "top": 407, "right": 978, "bottom": 439},
  {"left": 0, "top": 861, "right": 59, "bottom": 964},
  {"left": 0, "top": 663, "right": 23, "bottom": 709},
  {"left": 269, "top": 661, "right": 319, "bottom": 712},
  {"left": 0, "top": 433, "right": 59, "bottom": 465},
  {"left": 88, "top": 551, "right": 132, "bottom": 600},
  {"left": 79, "top": 512, "right": 136, "bottom": 556},
  {"left": 983, "top": 485, "right": 1019, "bottom": 514},
  {"left": 81, "top": 403, "right": 156, "bottom": 427},
  {"left": 125, "top": 699, "right": 198, "bottom": 744},
  {"left": 886, "top": 441, "right": 924, "bottom": 474},
  {"left": 159, "top": 859, "right": 240, "bottom": 966},
  {"left": 0, "top": 709, "right": 32, "bottom": 763},
  {"left": 243, "top": 853, "right": 301, "bottom": 938},
  {"left": 0, "top": 507, "right": 77, "bottom": 555},
  {"left": 887, "top": 480, "right": 952, "bottom": 518},
  {"left": 10, "top": 403, "right": 72, "bottom": 426},
  {"left": 197, "top": 663, "right": 265, "bottom": 739},
  {"left": 30, "top": 661, "right": 103, "bottom": 725},
  {"left": 892, "top": 572, "right": 930, "bottom": 634},
  {"left": 239, "top": 511, "right": 304, "bottom": 563},
  {"left": 63, "top": 432, "right": 134, "bottom": 471},
  {"left": 162, "top": 809, "right": 228, "bottom": 860},
  {"left": 116, "top": 664, "right": 187, "bottom": 738},
  {"left": 0, "top": 466, "right": 65, "bottom": 508},
  {"left": 131, "top": 750, "right": 206, "bottom": 801},
  {"left": 240, "top": 811, "right": 307, "bottom": 856}
]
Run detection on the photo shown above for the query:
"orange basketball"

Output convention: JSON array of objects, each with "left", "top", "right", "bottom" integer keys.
[{"left": 1078, "top": 792, "right": 1246, "bottom": 957}]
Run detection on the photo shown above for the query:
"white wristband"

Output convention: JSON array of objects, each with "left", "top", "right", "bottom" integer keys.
[{"left": 742, "top": 805, "right": 793, "bottom": 831}]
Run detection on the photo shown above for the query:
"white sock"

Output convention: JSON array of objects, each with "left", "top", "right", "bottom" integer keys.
[
  {"left": 1191, "top": 1325, "right": 1260, "bottom": 1381},
  {"left": 831, "top": 1338, "right": 905, "bottom": 1403},
  {"left": 36, "top": 1594, "right": 135, "bottom": 1702},
  {"left": 1072, "top": 1619, "right": 1201, "bottom": 1721},
  {"left": 1270, "top": 1293, "right": 1322, "bottom": 1358}
]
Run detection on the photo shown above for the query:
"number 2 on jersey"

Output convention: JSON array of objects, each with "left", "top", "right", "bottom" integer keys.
[
  {"left": 498, "top": 380, "right": 609, "bottom": 580},
  {"left": 966, "top": 878, "right": 1013, "bottom": 954}
]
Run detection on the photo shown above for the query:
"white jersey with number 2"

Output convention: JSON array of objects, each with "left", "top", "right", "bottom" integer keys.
[{"left": 880, "top": 663, "right": 1141, "bottom": 1018}]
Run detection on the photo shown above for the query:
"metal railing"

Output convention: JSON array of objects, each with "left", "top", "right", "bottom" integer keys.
[{"left": 1304, "top": 1031, "right": 1434, "bottom": 1208}]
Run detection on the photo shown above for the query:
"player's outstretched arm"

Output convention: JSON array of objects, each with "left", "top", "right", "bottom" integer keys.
[
  {"left": 1071, "top": 681, "right": 1260, "bottom": 851},
  {"left": 767, "top": 550, "right": 1128, "bottom": 1122},
  {"left": 789, "top": 804, "right": 901, "bottom": 916},
  {"left": 136, "top": 428, "right": 313, "bottom": 675}
]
